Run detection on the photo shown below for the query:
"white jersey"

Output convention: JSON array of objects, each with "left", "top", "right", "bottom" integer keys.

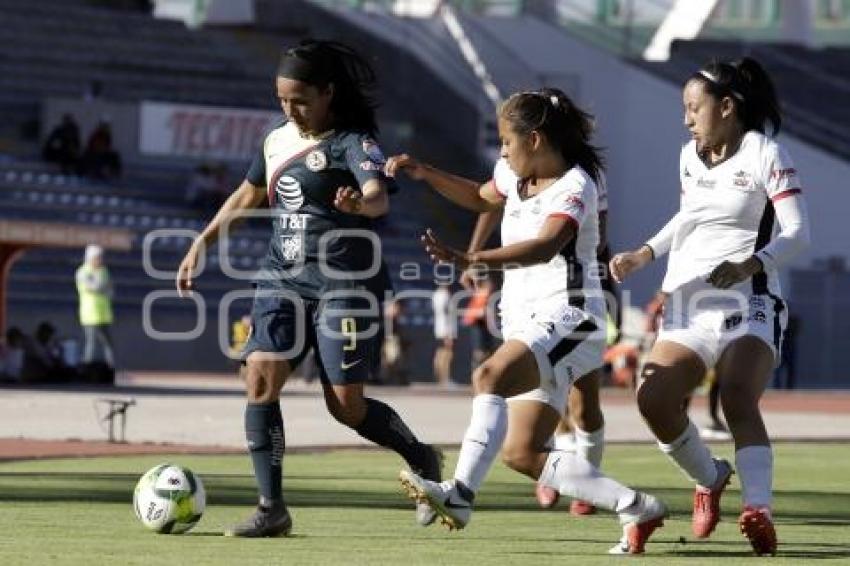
[
  {"left": 656, "top": 131, "right": 802, "bottom": 298},
  {"left": 490, "top": 158, "right": 603, "bottom": 321}
]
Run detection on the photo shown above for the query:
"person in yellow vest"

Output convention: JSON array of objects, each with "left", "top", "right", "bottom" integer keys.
[{"left": 76, "top": 244, "right": 114, "bottom": 367}]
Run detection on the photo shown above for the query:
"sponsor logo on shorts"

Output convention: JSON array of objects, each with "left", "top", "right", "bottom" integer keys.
[
  {"left": 749, "top": 310, "right": 767, "bottom": 324},
  {"left": 340, "top": 359, "right": 362, "bottom": 370},
  {"left": 724, "top": 313, "right": 743, "bottom": 330}
]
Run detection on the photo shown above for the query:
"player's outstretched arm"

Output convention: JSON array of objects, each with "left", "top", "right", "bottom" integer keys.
[
  {"left": 385, "top": 153, "right": 501, "bottom": 213},
  {"left": 423, "top": 215, "right": 577, "bottom": 271},
  {"left": 176, "top": 179, "right": 266, "bottom": 296}
]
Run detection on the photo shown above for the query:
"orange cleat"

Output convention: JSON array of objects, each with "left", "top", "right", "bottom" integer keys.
[
  {"left": 692, "top": 458, "right": 734, "bottom": 538},
  {"left": 609, "top": 493, "right": 667, "bottom": 555},
  {"left": 739, "top": 507, "right": 777, "bottom": 556},
  {"left": 569, "top": 499, "right": 597, "bottom": 516},
  {"left": 535, "top": 483, "right": 560, "bottom": 509}
]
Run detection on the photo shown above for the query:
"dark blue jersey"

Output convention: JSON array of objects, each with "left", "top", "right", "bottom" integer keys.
[{"left": 245, "top": 120, "right": 395, "bottom": 299}]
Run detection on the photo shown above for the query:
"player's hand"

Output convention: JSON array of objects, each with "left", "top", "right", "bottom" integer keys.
[
  {"left": 384, "top": 154, "right": 428, "bottom": 180},
  {"left": 176, "top": 243, "right": 203, "bottom": 297},
  {"left": 421, "top": 228, "right": 470, "bottom": 270},
  {"left": 707, "top": 257, "right": 761, "bottom": 289},
  {"left": 459, "top": 268, "right": 477, "bottom": 291},
  {"left": 334, "top": 186, "right": 363, "bottom": 215},
  {"left": 609, "top": 246, "right": 652, "bottom": 283}
]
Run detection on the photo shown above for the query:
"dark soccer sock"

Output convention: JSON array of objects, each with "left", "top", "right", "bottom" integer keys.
[
  {"left": 245, "top": 402, "right": 285, "bottom": 503},
  {"left": 355, "top": 398, "right": 429, "bottom": 471}
]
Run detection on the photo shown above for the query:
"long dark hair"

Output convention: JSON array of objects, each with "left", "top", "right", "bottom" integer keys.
[
  {"left": 277, "top": 39, "right": 379, "bottom": 135},
  {"left": 690, "top": 57, "right": 782, "bottom": 136},
  {"left": 498, "top": 87, "right": 604, "bottom": 184}
]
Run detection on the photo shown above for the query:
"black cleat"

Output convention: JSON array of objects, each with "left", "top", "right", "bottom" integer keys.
[{"left": 224, "top": 501, "right": 293, "bottom": 538}]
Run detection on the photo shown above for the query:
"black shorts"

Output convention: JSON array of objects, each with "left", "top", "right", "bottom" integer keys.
[{"left": 242, "top": 287, "right": 380, "bottom": 385}]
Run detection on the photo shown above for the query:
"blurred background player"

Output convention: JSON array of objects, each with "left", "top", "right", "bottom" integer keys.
[
  {"left": 431, "top": 280, "right": 457, "bottom": 387},
  {"left": 388, "top": 88, "right": 666, "bottom": 555},
  {"left": 610, "top": 57, "right": 810, "bottom": 556},
  {"left": 176, "top": 39, "right": 442, "bottom": 537}
]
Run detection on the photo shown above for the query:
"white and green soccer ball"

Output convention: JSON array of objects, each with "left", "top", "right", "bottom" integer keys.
[{"left": 133, "top": 463, "right": 206, "bottom": 534}]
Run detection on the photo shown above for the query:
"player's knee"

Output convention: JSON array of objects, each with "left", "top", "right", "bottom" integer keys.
[
  {"left": 636, "top": 379, "right": 671, "bottom": 423},
  {"left": 501, "top": 443, "right": 536, "bottom": 475},
  {"left": 472, "top": 361, "right": 503, "bottom": 394},
  {"left": 243, "top": 358, "right": 283, "bottom": 402},
  {"left": 325, "top": 396, "right": 366, "bottom": 428}
]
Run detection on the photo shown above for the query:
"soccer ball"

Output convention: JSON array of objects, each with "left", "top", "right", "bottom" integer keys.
[{"left": 133, "top": 463, "right": 206, "bottom": 534}]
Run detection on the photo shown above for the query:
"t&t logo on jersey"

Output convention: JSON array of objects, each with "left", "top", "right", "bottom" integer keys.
[
  {"left": 771, "top": 167, "right": 796, "bottom": 181},
  {"left": 275, "top": 176, "right": 305, "bottom": 210}
]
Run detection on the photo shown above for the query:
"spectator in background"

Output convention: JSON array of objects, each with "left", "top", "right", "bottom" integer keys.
[
  {"left": 432, "top": 281, "right": 456, "bottom": 387},
  {"left": 462, "top": 275, "right": 496, "bottom": 374},
  {"left": 42, "top": 114, "right": 81, "bottom": 174},
  {"left": 229, "top": 314, "right": 252, "bottom": 359},
  {"left": 21, "top": 322, "right": 78, "bottom": 383},
  {"left": 773, "top": 314, "right": 798, "bottom": 390},
  {"left": 76, "top": 245, "right": 114, "bottom": 369},
  {"left": 0, "top": 327, "right": 26, "bottom": 382},
  {"left": 186, "top": 163, "right": 229, "bottom": 209},
  {"left": 81, "top": 120, "right": 122, "bottom": 180},
  {"left": 381, "top": 298, "right": 410, "bottom": 385}
]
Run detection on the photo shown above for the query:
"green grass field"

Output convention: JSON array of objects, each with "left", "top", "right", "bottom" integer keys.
[{"left": 1, "top": 443, "right": 848, "bottom": 565}]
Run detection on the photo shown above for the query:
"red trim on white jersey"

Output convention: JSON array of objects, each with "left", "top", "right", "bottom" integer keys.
[
  {"left": 770, "top": 188, "right": 802, "bottom": 203},
  {"left": 548, "top": 212, "right": 579, "bottom": 229}
]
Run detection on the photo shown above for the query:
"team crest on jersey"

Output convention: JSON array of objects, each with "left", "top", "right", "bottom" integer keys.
[
  {"left": 280, "top": 234, "right": 303, "bottom": 261},
  {"left": 305, "top": 149, "right": 328, "bottom": 172},
  {"left": 362, "top": 139, "right": 386, "bottom": 165},
  {"left": 733, "top": 170, "right": 753, "bottom": 189},
  {"left": 275, "top": 176, "right": 304, "bottom": 211}
]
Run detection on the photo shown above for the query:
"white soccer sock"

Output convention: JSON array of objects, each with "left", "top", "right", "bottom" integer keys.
[
  {"left": 453, "top": 394, "right": 508, "bottom": 493},
  {"left": 552, "top": 432, "right": 576, "bottom": 452},
  {"left": 658, "top": 421, "right": 718, "bottom": 488},
  {"left": 574, "top": 426, "right": 604, "bottom": 468},
  {"left": 736, "top": 445, "right": 773, "bottom": 509},
  {"left": 539, "top": 450, "right": 636, "bottom": 512}
]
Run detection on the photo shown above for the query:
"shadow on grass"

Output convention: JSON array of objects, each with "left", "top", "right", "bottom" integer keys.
[{"left": 1, "top": 472, "right": 849, "bottom": 527}]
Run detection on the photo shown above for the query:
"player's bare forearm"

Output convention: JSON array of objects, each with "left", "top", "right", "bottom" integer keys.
[
  {"left": 467, "top": 209, "right": 502, "bottom": 253},
  {"left": 420, "top": 165, "right": 500, "bottom": 213},
  {"left": 193, "top": 180, "right": 265, "bottom": 251},
  {"left": 471, "top": 238, "right": 563, "bottom": 269},
  {"left": 356, "top": 183, "right": 389, "bottom": 217}
]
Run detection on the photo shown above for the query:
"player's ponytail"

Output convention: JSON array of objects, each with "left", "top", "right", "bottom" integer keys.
[
  {"left": 733, "top": 57, "right": 782, "bottom": 136},
  {"left": 690, "top": 57, "right": 782, "bottom": 136},
  {"left": 499, "top": 88, "right": 604, "bottom": 183},
  {"left": 278, "top": 39, "right": 379, "bottom": 135}
]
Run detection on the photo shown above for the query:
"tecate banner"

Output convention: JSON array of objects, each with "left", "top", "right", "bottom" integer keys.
[{"left": 139, "top": 101, "right": 280, "bottom": 161}]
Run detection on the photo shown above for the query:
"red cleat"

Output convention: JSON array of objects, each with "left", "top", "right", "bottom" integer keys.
[
  {"left": 569, "top": 499, "right": 596, "bottom": 516},
  {"left": 739, "top": 507, "right": 777, "bottom": 556},
  {"left": 535, "top": 483, "right": 559, "bottom": 509},
  {"left": 692, "top": 458, "right": 734, "bottom": 538},
  {"left": 609, "top": 493, "right": 667, "bottom": 555}
]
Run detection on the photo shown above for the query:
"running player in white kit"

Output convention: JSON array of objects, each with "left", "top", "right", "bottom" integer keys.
[
  {"left": 610, "top": 58, "right": 810, "bottom": 556},
  {"left": 386, "top": 88, "right": 666, "bottom": 555}
]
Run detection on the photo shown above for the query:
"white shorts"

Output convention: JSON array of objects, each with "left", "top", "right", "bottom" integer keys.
[
  {"left": 658, "top": 292, "right": 787, "bottom": 369},
  {"left": 502, "top": 302, "right": 605, "bottom": 415}
]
